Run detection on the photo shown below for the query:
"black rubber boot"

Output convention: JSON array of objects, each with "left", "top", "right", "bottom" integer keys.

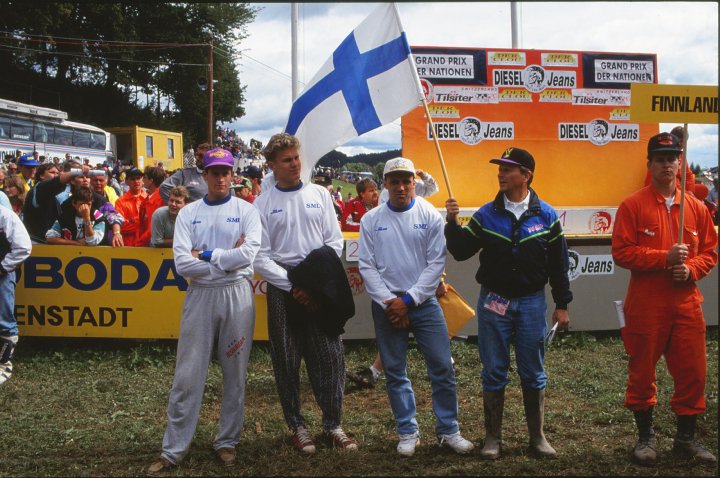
[
  {"left": 673, "top": 414, "right": 717, "bottom": 463},
  {"left": 522, "top": 387, "right": 557, "bottom": 457},
  {"left": 480, "top": 390, "right": 505, "bottom": 460},
  {"left": 632, "top": 408, "right": 657, "bottom": 466}
]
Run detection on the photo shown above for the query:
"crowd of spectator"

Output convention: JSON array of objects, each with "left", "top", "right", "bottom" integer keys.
[{"left": 0, "top": 140, "right": 275, "bottom": 250}]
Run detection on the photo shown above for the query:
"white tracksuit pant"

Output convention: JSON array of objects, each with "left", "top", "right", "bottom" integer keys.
[{"left": 160, "top": 279, "right": 255, "bottom": 464}]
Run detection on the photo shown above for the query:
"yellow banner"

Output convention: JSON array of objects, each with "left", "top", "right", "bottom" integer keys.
[
  {"left": 15, "top": 245, "right": 269, "bottom": 339},
  {"left": 630, "top": 84, "right": 718, "bottom": 124}
]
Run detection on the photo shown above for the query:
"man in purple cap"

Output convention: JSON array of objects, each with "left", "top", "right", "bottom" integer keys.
[
  {"left": 17, "top": 154, "right": 40, "bottom": 192},
  {"left": 444, "top": 147, "right": 572, "bottom": 460},
  {"left": 148, "top": 147, "right": 262, "bottom": 474}
]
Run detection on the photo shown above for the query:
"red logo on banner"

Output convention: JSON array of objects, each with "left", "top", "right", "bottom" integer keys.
[{"left": 345, "top": 266, "right": 365, "bottom": 295}]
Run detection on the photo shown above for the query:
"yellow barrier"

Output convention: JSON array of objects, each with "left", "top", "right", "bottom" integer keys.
[{"left": 15, "top": 245, "right": 269, "bottom": 339}]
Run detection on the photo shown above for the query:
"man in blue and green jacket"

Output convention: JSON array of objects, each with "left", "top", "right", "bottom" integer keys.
[{"left": 444, "top": 147, "right": 572, "bottom": 460}]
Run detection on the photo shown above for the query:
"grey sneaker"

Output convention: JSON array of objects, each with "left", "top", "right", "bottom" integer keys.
[
  {"left": 438, "top": 431, "right": 474, "bottom": 454},
  {"left": 397, "top": 431, "right": 420, "bottom": 456}
]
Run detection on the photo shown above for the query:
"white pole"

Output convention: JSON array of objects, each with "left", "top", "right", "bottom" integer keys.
[
  {"left": 291, "top": 3, "right": 300, "bottom": 101},
  {"left": 511, "top": 2, "right": 520, "bottom": 48}
]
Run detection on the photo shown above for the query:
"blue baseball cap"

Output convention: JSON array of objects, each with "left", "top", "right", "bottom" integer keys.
[{"left": 18, "top": 154, "right": 41, "bottom": 167}]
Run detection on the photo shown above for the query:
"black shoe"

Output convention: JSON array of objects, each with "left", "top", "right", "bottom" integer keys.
[{"left": 346, "top": 367, "right": 377, "bottom": 388}]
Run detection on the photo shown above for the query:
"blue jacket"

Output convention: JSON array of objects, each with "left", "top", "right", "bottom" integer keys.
[{"left": 444, "top": 189, "right": 572, "bottom": 308}]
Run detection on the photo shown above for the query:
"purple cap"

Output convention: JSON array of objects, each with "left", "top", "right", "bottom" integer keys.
[
  {"left": 203, "top": 148, "right": 234, "bottom": 169},
  {"left": 489, "top": 147, "right": 535, "bottom": 172}
]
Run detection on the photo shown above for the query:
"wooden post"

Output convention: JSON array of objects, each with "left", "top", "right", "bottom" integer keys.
[
  {"left": 677, "top": 123, "right": 688, "bottom": 244},
  {"left": 420, "top": 97, "right": 453, "bottom": 198}
]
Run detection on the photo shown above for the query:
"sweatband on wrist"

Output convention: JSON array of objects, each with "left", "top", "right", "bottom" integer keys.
[
  {"left": 401, "top": 293, "right": 415, "bottom": 307},
  {"left": 199, "top": 250, "right": 213, "bottom": 262}
]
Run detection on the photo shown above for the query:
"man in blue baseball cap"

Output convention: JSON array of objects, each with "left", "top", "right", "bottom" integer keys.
[{"left": 17, "top": 154, "right": 40, "bottom": 192}]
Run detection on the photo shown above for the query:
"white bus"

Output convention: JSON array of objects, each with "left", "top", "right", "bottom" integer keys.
[{"left": 0, "top": 98, "right": 112, "bottom": 165}]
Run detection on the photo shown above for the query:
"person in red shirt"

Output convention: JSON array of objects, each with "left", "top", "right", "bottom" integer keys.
[
  {"left": 612, "top": 132, "right": 718, "bottom": 466},
  {"left": 341, "top": 178, "right": 378, "bottom": 232},
  {"left": 114, "top": 167, "right": 148, "bottom": 246},
  {"left": 138, "top": 166, "right": 167, "bottom": 246}
]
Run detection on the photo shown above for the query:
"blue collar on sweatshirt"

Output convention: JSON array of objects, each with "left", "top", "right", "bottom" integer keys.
[
  {"left": 203, "top": 193, "right": 232, "bottom": 206},
  {"left": 276, "top": 180, "right": 303, "bottom": 192},
  {"left": 386, "top": 197, "right": 415, "bottom": 212}
]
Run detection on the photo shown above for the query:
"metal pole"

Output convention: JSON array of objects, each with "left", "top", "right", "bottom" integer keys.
[
  {"left": 208, "top": 33, "right": 214, "bottom": 144},
  {"left": 511, "top": 2, "right": 520, "bottom": 48},
  {"left": 677, "top": 123, "right": 689, "bottom": 243},
  {"left": 291, "top": 3, "right": 300, "bottom": 101}
]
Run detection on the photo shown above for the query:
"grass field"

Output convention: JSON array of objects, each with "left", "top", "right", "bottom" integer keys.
[{"left": 0, "top": 329, "right": 717, "bottom": 477}]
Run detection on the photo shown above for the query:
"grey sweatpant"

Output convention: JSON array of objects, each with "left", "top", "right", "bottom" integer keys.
[{"left": 161, "top": 279, "right": 255, "bottom": 464}]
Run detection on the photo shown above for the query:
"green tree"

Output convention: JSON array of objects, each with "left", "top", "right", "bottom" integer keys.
[{"left": 0, "top": 2, "right": 256, "bottom": 146}]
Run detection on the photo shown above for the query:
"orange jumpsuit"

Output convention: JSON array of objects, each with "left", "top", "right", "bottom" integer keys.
[
  {"left": 612, "top": 184, "right": 717, "bottom": 415},
  {"left": 137, "top": 190, "right": 164, "bottom": 247},
  {"left": 114, "top": 190, "right": 148, "bottom": 246}
]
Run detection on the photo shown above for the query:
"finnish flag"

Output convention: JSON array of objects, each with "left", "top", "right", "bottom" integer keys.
[{"left": 284, "top": 3, "right": 424, "bottom": 184}]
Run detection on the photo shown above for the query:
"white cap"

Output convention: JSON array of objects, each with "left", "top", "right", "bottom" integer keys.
[{"left": 383, "top": 157, "right": 415, "bottom": 177}]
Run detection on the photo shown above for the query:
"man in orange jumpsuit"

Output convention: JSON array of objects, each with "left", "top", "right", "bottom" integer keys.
[
  {"left": 612, "top": 132, "right": 717, "bottom": 466},
  {"left": 114, "top": 167, "right": 148, "bottom": 246}
]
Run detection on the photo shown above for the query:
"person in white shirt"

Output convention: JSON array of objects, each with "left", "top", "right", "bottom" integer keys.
[
  {"left": 148, "top": 148, "right": 262, "bottom": 475},
  {"left": 254, "top": 133, "right": 357, "bottom": 454},
  {"left": 358, "top": 157, "right": 473, "bottom": 457},
  {"left": 0, "top": 204, "right": 32, "bottom": 385}
]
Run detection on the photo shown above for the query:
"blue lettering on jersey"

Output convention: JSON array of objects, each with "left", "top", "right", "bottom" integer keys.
[
  {"left": 226, "top": 217, "right": 241, "bottom": 223},
  {"left": 306, "top": 203, "right": 321, "bottom": 209},
  {"left": 413, "top": 223, "right": 428, "bottom": 229},
  {"left": 270, "top": 208, "right": 283, "bottom": 215},
  {"left": 191, "top": 220, "right": 202, "bottom": 225},
  {"left": 375, "top": 226, "right": 387, "bottom": 232}
]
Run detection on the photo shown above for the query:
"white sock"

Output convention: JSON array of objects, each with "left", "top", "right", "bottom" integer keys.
[{"left": 369, "top": 365, "right": 382, "bottom": 379}]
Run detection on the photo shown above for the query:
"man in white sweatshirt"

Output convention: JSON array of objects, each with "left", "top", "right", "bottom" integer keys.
[
  {"left": 254, "top": 133, "right": 357, "bottom": 454},
  {"left": 358, "top": 157, "right": 473, "bottom": 457},
  {"left": 148, "top": 147, "right": 262, "bottom": 474}
]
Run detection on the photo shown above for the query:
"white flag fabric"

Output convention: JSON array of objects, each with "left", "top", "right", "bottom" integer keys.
[{"left": 284, "top": 3, "right": 423, "bottom": 184}]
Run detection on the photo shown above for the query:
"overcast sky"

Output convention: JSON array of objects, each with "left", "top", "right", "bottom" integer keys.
[{"left": 225, "top": 2, "right": 718, "bottom": 169}]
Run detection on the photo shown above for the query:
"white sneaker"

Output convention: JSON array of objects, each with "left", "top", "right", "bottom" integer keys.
[
  {"left": 0, "top": 361, "right": 12, "bottom": 385},
  {"left": 438, "top": 431, "right": 474, "bottom": 454},
  {"left": 397, "top": 431, "right": 420, "bottom": 456}
]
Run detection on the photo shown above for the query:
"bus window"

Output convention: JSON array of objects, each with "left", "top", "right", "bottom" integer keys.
[
  {"left": 90, "top": 132, "right": 105, "bottom": 150},
  {"left": 33, "top": 122, "right": 50, "bottom": 142},
  {"left": 73, "top": 129, "right": 91, "bottom": 148},
  {"left": 167, "top": 138, "right": 174, "bottom": 159},
  {"left": 54, "top": 126, "right": 73, "bottom": 146},
  {"left": 0, "top": 116, "right": 10, "bottom": 138},
  {"left": 10, "top": 119, "right": 33, "bottom": 141}
]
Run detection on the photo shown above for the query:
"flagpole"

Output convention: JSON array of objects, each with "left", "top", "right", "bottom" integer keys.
[
  {"left": 396, "top": 4, "right": 454, "bottom": 198},
  {"left": 420, "top": 98, "right": 454, "bottom": 198},
  {"left": 677, "top": 123, "right": 688, "bottom": 244}
]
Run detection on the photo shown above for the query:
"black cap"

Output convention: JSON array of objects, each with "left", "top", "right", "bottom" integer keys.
[
  {"left": 648, "top": 132, "right": 683, "bottom": 155},
  {"left": 125, "top": 167, "right": 143, "bottom": 178},
  {"left": 489, "top": 147, "right": 535, "bottom": 172},
  {"left": 242, "top": 165, "right": 263, "bottom": 179}
]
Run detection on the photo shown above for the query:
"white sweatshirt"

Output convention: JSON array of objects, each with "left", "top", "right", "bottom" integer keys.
[
  {"left": 359, "top": 196, "right": 446, "bottom": 308},
  {"left": 0, "top": 207, "right": 32, "bottom": 273},
  {"left": 253, "top": 182, "right": 343, "bottom": 291},
  {"left": 173, "top": 194, "right": 262, "bottom": 285}
]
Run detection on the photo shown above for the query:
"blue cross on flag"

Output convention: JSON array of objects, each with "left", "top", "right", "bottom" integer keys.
[{"left": 284, "top": 3, "right": 424, "bottom": 184}]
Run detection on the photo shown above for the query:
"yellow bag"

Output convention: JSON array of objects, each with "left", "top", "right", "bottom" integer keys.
[{"left": 438, "top": 283, "right": 476, "bottom": 338}]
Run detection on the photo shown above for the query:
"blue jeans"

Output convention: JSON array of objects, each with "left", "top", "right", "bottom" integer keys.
[
  {"left": 372, "top": 298, "right": 459, "bottom": 436},
  {"left": 0, "top": 271, "right": 18, "bottom": 337},
  {"left": 476, "top": 288, "right": 547, "bottom": 392}
]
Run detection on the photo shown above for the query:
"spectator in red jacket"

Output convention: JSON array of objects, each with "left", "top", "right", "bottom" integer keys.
[
  {"left": 114, "top": 167, "right": 147, "bottom": 246},
  {"left": 138, "top": 166, "right": 166, "bottom": 246},
  {"left": 341, "top": 178, "right": 378, "bottom": 232}
]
